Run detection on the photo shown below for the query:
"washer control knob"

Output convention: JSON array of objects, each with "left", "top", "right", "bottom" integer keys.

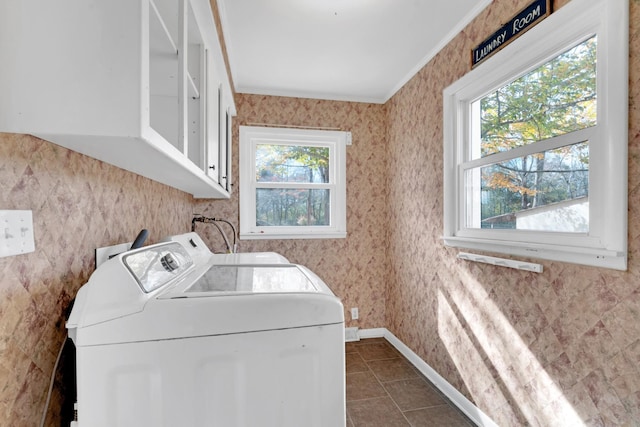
[{"left": 161, "top": 253, "right": 179, "bottom": 272}]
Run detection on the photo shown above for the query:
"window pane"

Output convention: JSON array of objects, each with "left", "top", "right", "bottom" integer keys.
[
  {"left": 466, "top": 142, "right": 589, "bottom": 232},
  {"left": 256, "top": 189, "right": 330, "bottom": 227},
  {"left": 472, "top": 36, "right": 596, "bottom": 159},
  {"left": 256, "top": 144, "right": 330, "bottom": 183}
]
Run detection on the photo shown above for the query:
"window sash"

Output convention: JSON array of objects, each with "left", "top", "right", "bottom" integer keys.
[
  {"left": 250, "top": 142, "right": 337, "bottom": 229},
  {"left": 252, "top": 142, "right": 336, "bottom": 182},
  {"left": 254, "top": 182, "right": 336, "bottom": 190},
  {"left": 460, "top": 129, "right": 594, "bottom": 234},
  {"left": 254, "top": 142, "right": 333, "bottom": 184},
  {"left": 460, "top": 126, "right": 596, "bottom": 171},
  {"left": 255, "top": 188, "right": 334, "bottom": 227}
]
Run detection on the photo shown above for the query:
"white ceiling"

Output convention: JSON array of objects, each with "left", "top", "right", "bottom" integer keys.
[{"left": 217, "top": 0, "right": 492, "bottom": 104}]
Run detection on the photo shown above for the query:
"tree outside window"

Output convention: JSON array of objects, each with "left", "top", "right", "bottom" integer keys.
[{"left": 470, "top": 36, "right": 596, "bottom": 231}]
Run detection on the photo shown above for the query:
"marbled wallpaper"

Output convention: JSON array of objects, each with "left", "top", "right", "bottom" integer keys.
[
  {"left": 386, "top": 0, "right": 640, "bottom": 425},
  {"left": 0, "top": 133, "right": 194, "bottom": 426},
  {"left": 194, "top": 94, "right": 390, "bottom": 330},
  {"left": 3, "top": 0, "right": 639, "bottom": 424}
]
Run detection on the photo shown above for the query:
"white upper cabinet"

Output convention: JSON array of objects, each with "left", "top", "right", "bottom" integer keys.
[{"left": 0, "top": 0, "right": 236, "bottom": 198}]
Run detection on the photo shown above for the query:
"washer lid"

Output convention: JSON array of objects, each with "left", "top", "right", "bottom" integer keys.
[{"left": 160, "top": 264, "right": 320, "bottom": 298}]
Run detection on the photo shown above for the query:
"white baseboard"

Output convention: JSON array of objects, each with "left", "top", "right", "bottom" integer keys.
[
  {"left": 344, "top": 327, "right": 384, "bottom": 342},
  {"left": 345, "top": 327, "right": 359, "bottom": 342},
  {"left": 357, "top": 327, "right": 386, "bottom": 339},
  {"left": 357, "top": 328, "right": 498, "bottom": 427}
]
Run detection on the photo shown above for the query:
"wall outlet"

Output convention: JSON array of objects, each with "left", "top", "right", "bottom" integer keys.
[
  {"left": 350, "top": 307, "right": 359, "bottom": 320},
  {"left": 0, "top": 210, "right": 35, "bottom": 258}
]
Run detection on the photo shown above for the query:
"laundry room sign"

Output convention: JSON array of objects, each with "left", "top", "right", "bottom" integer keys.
[{"left": 472, "top": 0, "right": 551, "bottom": 67}]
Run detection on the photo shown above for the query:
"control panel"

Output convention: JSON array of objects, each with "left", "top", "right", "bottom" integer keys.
[{"left": 123, "top": 243, "right": 193, "bottom": 293}]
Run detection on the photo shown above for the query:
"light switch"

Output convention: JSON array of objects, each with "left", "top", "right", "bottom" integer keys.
[{"left": 0, "top": 210, "right": 35, "bottom": 258}]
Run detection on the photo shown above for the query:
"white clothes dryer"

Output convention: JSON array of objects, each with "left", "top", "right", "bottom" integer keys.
[{"left": 67, "top": 232, "right": 345, "bottom": 427}]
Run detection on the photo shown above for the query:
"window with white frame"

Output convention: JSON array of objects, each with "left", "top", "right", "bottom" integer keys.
[
  {"left": 239, "top": 126, "right": 347, "bottom": 239},
  {"left": 443, "top": 0, "right": 628, "bottom": 270}
]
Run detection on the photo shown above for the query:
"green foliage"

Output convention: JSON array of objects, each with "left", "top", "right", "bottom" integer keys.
[
  {"left": 477, "top": 37, "right": 596, "bottom": 225},
  {"left": 480, "top": 37, "right": 597, "bottom": 155},
  {"left": 256, "top": 144, "right": 329, "bottom": 184},
  {"left": 255, "top": 144, "right": 331, "bottom": 226}
]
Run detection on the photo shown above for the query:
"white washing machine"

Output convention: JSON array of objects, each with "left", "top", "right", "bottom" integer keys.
[{"left": 67, "top": 232, "right": 345, "bottom": 427}]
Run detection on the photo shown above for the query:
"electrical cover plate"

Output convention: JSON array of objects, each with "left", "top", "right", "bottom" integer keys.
[{"left": 0, "top": 210, "right": 35, "bottom": 258}]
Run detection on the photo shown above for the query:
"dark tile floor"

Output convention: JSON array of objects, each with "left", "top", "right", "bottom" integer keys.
[{"left": 345, "top": 338, "right": 476, "bottom": 427}]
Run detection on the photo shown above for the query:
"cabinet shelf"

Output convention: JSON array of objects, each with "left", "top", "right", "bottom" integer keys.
[
  {"left": 150, "top": 0, "right": 177, "bottom": 54},
  {"left": 187, "top": 72, "right": 200, "bottom": 99}
]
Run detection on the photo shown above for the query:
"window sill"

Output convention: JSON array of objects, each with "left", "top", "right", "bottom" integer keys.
[{"left": 442, "top": 236, "right": 626, "bottom": 271}]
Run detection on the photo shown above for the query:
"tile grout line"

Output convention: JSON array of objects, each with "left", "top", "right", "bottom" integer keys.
[
  {"left": 385, "top": 386, "right": 414, "bottom": 426},
  {"left": 354, "top": 346, "right": 414, "bottom": 426},
  {"left": 363, "top": 362, "right": 412, "bottom": 427},
  {"left": 347, "top": 339, "right": 477, "bottom": 427},
  {"left": 377, "top": 376, "right": 416, "bottom": 427}
]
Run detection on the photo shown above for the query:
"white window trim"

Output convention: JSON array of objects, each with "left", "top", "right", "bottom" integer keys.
[
  {"left": 443, "top": 0, "right": 628, "bottom": 270},
  {"left": 239, "top": 126, "right": 347, "bottom": 240}
]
